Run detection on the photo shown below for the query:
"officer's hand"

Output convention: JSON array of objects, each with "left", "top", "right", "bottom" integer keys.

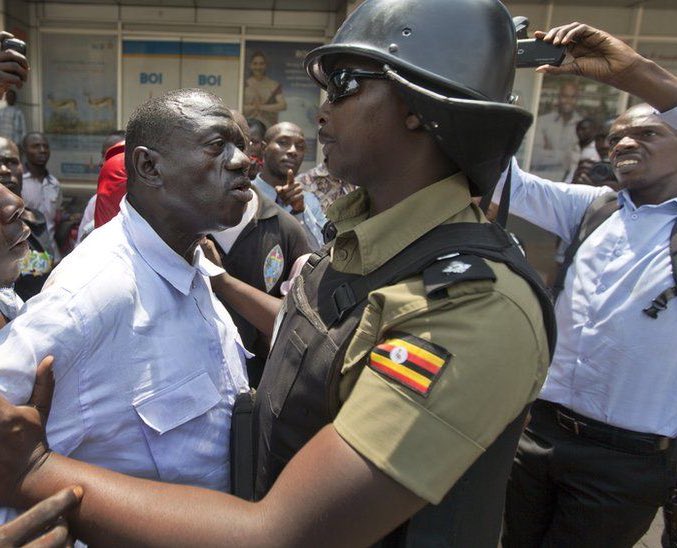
[
  {"left": 534, "top": 23, "right": 643, "bottom": 88},
  {"left": 0, "top": 487, "right": 83, "bottom": 548},
  {"left": 0, "top": 31, "right": 29, "bottom": 94},
  {"left": 0, "top": 357, "right": 53, "bottom": 506},
  {"left": 275, "top": 169, "right": 305, "bottom": 213},
  {"left": 199, "top": 237, "right": 224, "bottom": 269}
]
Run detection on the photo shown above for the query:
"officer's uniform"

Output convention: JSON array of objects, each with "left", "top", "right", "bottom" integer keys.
[{"left": 254, "top": 174, "right": 551, "bottom": 545}]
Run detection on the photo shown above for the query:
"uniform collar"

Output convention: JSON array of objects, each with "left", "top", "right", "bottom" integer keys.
[
  {"left": 328, "top": 173, "right": 473, "bottom": 275},
  {"left": 120, "top": 200, "right": 224, "bottom": 296}
]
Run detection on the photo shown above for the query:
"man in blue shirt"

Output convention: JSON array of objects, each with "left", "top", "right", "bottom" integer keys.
[
  {"left": 500, "top": 23, "right": 677, "bottom": 548},
  {"left": 252, "top": 122, "right": 327, "bottom": 249}
]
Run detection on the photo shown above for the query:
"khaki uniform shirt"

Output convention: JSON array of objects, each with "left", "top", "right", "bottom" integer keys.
[{"left": 329, "top": 173, "right": 550, "bottom": 504}]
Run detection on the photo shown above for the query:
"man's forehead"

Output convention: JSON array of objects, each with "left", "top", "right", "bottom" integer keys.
[{"left": 611, "top": 106, "right": 671, "bottom": 134}]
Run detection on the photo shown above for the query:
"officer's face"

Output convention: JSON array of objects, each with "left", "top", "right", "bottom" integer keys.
[{"left": 317, "top": 55, "right": 410, "bottom": 188}]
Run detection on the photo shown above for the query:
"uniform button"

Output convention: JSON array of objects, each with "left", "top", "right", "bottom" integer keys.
[{"left": 335, "top": 248, "right": 348, "bottom": 261}]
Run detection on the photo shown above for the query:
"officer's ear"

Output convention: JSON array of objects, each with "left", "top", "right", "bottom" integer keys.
[
  {"left": 132, "top": 146, "right": 163, "bottom": 189},
  {"left": 405, "top": 113, "right": 424, "bottom": 131}
]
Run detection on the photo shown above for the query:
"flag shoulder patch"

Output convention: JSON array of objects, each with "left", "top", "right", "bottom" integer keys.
[{"left": 369, "top": 332, "right": 451, "bottom": 397}]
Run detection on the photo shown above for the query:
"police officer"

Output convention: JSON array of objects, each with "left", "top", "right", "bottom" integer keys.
[{"left": 0, "top": 1, "right": 553, "bottom": 546}]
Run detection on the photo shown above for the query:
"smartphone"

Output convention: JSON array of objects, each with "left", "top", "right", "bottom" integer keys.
[
  {"left": 516, "top": 38, "right": 565, "bottom": 68},
  {"left": 1, "top": 38, "right": 27, "bottom": 56}
]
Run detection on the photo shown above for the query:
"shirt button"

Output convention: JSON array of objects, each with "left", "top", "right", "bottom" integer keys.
[
  {"left": 191, "top": 281, "right": 197, "bottom": 290},
  {"left": 585, "top": 320, "right": 593, "bottom": 328},
  {"left": 598, "top": 284, "right": 607, "bottom": 292},
  {"left": 614, "top": 249, "right": 622, "bottom": 257},
  {"left": 631, "top": 213, "right": 638, "bottom": 220}
]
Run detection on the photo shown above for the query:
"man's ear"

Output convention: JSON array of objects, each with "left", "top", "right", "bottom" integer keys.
[
  {"left": 405, "top": 113, "right": 423, "bottom": 131},
  {"left": 131, "top": 146, "right": 163, "bottom": 189}
]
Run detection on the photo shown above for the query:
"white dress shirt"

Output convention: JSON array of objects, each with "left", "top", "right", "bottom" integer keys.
[
  {"left": 0, "top": 200, "right": 250, "bottom": 500},
  {"left": 493, "top": 106, "right": 677, "bottom": 436}
]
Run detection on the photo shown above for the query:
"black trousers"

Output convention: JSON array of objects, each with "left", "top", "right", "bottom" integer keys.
[{"left": 502, "top": 400, "right": 676, "bottom": 548}]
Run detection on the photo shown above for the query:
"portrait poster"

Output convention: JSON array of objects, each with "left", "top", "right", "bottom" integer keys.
[
  {"left": 530, "top": 75, "right": 620, "bottom": 181},
  {"left": 632, "top": 43, "right": 677, "bottom": 106},
  {"left": 41, "top": 33, "right": 117, "bottom": 181},
  {"left": 121, "top": 40, "right": 240, "bottom": 126},
  {"left": 243, "top": 40, "right": 323, "bottom": 171}
]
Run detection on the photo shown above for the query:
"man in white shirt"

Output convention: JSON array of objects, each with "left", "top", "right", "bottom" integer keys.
[
  {"left": 0, "top": 89, "right": 253, "bottom": 520},
  {"left": 0, "top": 90, "right": 26, "bottom": 145},
  {"left": 500, "top": 23, "right": 677, "bottom": 548},
  {"left": 20, "top": 132, "right": 62, "bottom": 257}
]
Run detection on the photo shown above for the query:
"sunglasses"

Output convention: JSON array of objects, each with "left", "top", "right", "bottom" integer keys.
[{"left": 325, "top": 68, "right": 389, "bottom": 103}]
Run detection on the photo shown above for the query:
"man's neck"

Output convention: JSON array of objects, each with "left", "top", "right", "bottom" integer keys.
[
  {"left": 26, "top": 163, "right": 47, "bottom": 180},
  {"left": 127, "top": 194, "right": 199, "bottom": 264},
  {"left": 259, "top": 169, "right": 284, "bottom": 189}
]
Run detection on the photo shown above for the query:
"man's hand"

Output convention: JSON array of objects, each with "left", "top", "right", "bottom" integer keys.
[
  {"left": 535, "top": 22, "right": 677, "bottom": 112},
  {"left": 0, "top": 487, "right": 83, "bottom": 548},
  {"left": 275, "top": 169, "right": 305, "bottom": 213},
  {"left": 0, "top": 357, "right": 54, "bottom": 506},
  {"left": 0, "top": 31, "right": 29, "bottom": 94}
]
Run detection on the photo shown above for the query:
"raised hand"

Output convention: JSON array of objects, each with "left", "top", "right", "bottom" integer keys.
[{"left": 275, "top": 168, "right": 305, "bottom": 213}]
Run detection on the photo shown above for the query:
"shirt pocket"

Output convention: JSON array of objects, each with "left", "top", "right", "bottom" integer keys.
[{"left": 133, "top": 371, "right": 228, "bottom": 488}]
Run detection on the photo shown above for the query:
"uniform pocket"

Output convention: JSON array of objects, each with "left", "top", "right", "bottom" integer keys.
[
  {"left": 267, "top": 329, "right": 307, "bottom": 418},
  {"left": 133, "top": 371, "right": 228, "bottom": 487}
]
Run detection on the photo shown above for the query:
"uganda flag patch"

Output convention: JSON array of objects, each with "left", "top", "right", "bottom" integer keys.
[{"left": 369, "top": 332, "right": 451, "bottom": 397}]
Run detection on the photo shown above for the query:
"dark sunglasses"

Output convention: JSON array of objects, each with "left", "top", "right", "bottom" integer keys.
[{"left": 325, "top": 68, "right": 389, "bottom": 103}]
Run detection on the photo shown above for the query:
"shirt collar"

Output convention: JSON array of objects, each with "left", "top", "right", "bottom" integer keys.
[
  {"left": 328, "top": 173, "right": 473, "bottom": 275},
  {"left": 120, "top": 200, "right": 225, "bottom": 296},
  {"left": 618, "top": 189, "right": 677, "bottom": 212},
  {"left": 253, "top": 174, "right": 278, "bottom": 204}
]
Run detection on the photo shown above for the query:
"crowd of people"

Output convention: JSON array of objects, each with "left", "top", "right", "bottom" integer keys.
[{"left": 0, "top": 0, "right": 676, "bottom": 546}]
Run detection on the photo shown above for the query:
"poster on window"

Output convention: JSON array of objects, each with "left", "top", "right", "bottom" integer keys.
[
  {"left": 41, "top": 33, "right": 118, "bottom": 181},
  {"left": 243, "top": 40, "right": 323, "bottom": 170},
  {"left": 530, "top": 75, "right": 620, "bottom": 182},
  {"left": 121, "top": 40, "right": 241, "bottom": 126}
]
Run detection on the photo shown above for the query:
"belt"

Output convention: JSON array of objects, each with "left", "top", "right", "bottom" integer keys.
[{"left": 535, "top": 400, "right": 673, "bottom": 455}]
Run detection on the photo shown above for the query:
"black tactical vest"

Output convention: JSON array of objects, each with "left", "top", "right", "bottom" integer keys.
[{"left": 253, "top": 222, "right": 556, "bottom": 546}]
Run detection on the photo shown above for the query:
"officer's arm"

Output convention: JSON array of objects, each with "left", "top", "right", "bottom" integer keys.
[
  {"left": 13, "top": 425, "right": 426, "bottom": 547},
  {"left": 536, "top": 22, "right": 677, "bottom": 112}
]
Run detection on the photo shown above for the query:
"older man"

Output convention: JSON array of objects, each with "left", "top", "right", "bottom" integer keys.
[
  {"left": 499, "top": 23, "right": 677, "bottom": 548},
  {"left": 0, "top": 89, "right": 252, "bottom": 523}
]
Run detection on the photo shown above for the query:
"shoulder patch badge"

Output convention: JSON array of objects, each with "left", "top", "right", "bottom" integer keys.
[
  {"left": 263, "top": 244, "right": 285, "bottom": 292},
  {"left": 369, "top": 332, "right": 451, "bottom": 397},
  {"left": 423, "top": 254, "right": 496, "bottom": 298}
]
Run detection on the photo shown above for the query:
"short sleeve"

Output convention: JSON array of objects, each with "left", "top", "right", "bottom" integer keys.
[{"left": 333, "top": 264, "right": 549, "bottom": 504}]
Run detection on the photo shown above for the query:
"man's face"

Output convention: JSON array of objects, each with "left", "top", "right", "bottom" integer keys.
[
  {"left": 0, "top": 139, "right": 23, "bottom": 196},
  {"left": 248, "top": 125, "right": 265, "bottom": 159},
  {"left": 317, "top": 56, "right": 409, "bottom": 187},
  {"left": 0, "top": 183, "right": 29, "bottom": 287},
  {"left": 263, "top": 124, "right": 306, "bottom": 179},
  {"left": 155, "top": 94, "right": 252, "bottom": 233},
  {"left": 24, "top": 134, "right": 50, "bottom": 167},
  {"left": 558, "top": 84, "right": 578, "bottom": 116},
  {"left": 608, "top": 105, "right": 677, "bottom": 200},
  {"left": 5, "top": 90, "right": 16, "bottom": 106},
  {"left": 576, "top": 120, "right": 595, "bottom": 147}
]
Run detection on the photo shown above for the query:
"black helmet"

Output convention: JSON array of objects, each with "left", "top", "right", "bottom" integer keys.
[{"left": 304, "top": 0, "right": 533, "bottom": 196}]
